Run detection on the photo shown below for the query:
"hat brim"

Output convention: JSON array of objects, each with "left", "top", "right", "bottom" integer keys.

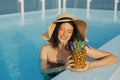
[{"left": 41, "top": 19, "right": 88, "bottom": 42}]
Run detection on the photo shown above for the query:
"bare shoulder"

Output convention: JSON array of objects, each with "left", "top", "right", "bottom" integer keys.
[
  {"left": 41, "top": 44, "right": 54, "bottom": 53},
  {"left": 40, "top": 44, "right": 52, "bottom": 59},
  {"left": 84, "top": 45, "right": 112, "bottom": 58},
  {"left": 41, "top": 44, "right": 52, "bottom": 50},
  {"left": 85, "top": 45, "right": 109, "bottom": 54}
]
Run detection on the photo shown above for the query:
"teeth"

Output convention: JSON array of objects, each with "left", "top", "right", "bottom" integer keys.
[{"left": 61, "top": 36, "right": 66, "bottom": 39}]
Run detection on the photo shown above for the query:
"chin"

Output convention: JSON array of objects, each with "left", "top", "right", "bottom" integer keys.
[{"left": 59, "top": 40, "right": 68, "bottom": 44}]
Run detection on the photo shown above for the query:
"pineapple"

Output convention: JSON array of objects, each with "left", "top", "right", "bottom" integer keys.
[{"left": 70, "top": 41, "right": 87, "bottom": 69}]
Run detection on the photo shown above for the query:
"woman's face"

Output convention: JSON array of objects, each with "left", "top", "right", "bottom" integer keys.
[{"left": 58, "top": 22, "right": 73, "bottom": 45}]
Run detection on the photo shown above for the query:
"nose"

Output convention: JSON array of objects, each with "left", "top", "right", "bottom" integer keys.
[{"left": 62, "top": 30, "right": 67, "bottom": 36}]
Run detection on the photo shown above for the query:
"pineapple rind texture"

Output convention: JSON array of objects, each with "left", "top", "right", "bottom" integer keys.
[{"left": 71, "top": 48, "right": 86, "bottom": 69}]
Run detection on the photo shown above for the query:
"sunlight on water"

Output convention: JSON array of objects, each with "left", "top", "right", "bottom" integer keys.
[
  {"left": 0, "top": 9, "right": 120, "bottom": 80},
  {"left": 1, "top": 41, "right": 21, "bottom": 80}
]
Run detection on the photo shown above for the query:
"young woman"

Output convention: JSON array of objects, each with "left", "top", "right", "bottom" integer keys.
[{"left": 40, "top": 13, "right": 118, "bottom": 79}]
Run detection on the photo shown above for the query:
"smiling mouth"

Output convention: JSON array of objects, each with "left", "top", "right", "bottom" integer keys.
[{"left": 60, "top": 36, "right": 67, "bottom": 40}]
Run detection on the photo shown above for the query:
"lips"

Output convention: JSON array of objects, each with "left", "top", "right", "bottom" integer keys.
[{"left": 60, "top": 35, "right": 67, "bottom": 40}]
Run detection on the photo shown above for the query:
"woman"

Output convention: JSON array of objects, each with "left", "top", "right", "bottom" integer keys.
[{"left": 40, "top": 13, "right": 118, "bottom": 78}]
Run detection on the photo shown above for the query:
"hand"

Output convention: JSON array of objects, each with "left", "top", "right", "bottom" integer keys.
[
  {"left": 72, "top": 61, "right": 90, "bottom": 72},
  {"left": 65, "top": 55, "right": 74, "bottom": 70},
  {"left": 65, "top": 55, "right": 90, "bottom": 71}
]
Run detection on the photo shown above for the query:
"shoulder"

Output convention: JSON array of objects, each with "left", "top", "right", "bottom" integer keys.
[
  {"left": 41, "top": 44, "right": 52, "bottom": 51},
  {"left": 84, "top": 44, "right": 99, "bottom": 54},
  {"left": 40, "top": 44, "right": 52, "bottom": 59},
  {"left": 42, "top": 44, "right": 51, "bottom": 48},
  {"left": 84, "top": 45, "right": 113, "bottom": 59},
  {"left": 83, "top": 44, "right": 98, "bottom": 55}
]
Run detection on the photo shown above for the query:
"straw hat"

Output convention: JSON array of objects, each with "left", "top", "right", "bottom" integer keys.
[{"left": 41, "top": 13, "right": 88, "bottom": 42}]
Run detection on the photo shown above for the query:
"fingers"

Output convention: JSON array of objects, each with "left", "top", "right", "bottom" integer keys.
[
  {"left": 67, "top": 59, "right": 74, "bottom": 64},
  {"left": 67, "top": 60, "right": 90, "bottom": 71},
  {"left": 65, "top": 59, "right": 74, "bottom": 69},
  {"left": 67, "top": 55, "right": 72, "bottom": 61},
  {"left": 66, "top": 55, "right": 90, "bottom": 72},
  {"left": 65, "top": 55, "right": 74, "bottom": 70}
]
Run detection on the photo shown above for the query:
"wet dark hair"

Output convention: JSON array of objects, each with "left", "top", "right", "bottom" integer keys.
[{"left": 49, "top": 21, "right": 78, "bottom": 51}]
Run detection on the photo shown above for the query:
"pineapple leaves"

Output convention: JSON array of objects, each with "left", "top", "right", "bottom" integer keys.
[{"left": 76, "top": 40, "right": 83, "bottom": 50}]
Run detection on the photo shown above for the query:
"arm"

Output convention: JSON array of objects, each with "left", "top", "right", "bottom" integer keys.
[
  {"left": 85, "top": 46, "right": 118, "bottom": 69},
  {"left": 40, "top": 45, "right": 65, "bottom": 74}
]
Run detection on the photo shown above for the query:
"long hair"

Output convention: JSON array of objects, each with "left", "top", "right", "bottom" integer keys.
[{"left": 50, "top": 21, "right": 78, "bottom": 51}]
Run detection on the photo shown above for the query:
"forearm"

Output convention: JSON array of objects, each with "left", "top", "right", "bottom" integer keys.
[{"left": 89, "top": 55, "right": 118, "bottom": 69}]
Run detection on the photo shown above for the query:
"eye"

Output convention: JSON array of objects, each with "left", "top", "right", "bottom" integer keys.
[
  {"left": 68, "top": 30, "right": 73, "bottom": 33},
  {"left": 68, "top": 31, "right": 72, "bottom": 33},
  {"left": 59, "top": 27, "right": 64, "bottom": 31}
]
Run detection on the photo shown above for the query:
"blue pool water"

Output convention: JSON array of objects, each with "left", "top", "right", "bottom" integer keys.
[{"left": 0, "top": 9, "right": 120, "bottom": 80}]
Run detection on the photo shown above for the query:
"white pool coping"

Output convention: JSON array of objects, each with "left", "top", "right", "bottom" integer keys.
[{"left": 51, "top": 34, "right": 120, "bottom": 80}]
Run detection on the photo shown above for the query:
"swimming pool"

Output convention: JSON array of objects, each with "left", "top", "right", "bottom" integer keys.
[{"left": 0, "top": 9, "right": 120, "bottom": 80}]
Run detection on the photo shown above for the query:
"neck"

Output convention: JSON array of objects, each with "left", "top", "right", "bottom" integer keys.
[{"left": 58, "top": 42, "right": 66, "bottom": 49}]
